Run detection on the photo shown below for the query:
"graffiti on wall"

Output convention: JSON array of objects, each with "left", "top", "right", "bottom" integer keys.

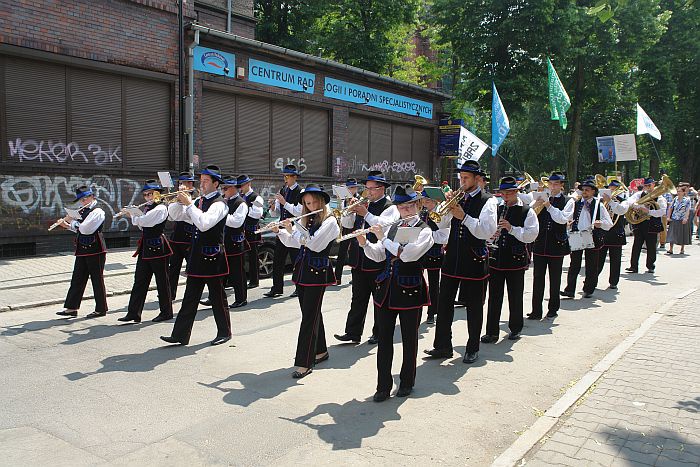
[
  {"left": 0, "top": 174, "right": 140, "bottom": 235},
  {"left": 8, "top": 138, "right": 123, "bottom": 166},
  {"left": 334, "top": 154, "right": 419, "bottom": 179},
  {"left": 273, "top": 156, "right": 307, "bottom": 174}
]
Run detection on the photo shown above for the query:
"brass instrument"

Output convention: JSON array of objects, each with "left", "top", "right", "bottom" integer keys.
[
  {"left": 428, "top": 187, "right": 466, "bottom": 223},
  {"left": 255, "top": 208, "right": 325, "bottom": 234},
  {"left": 413, "top": 174, "right": 429, "bottom": 192},
  {"left": 114, "top": 189, "right": 195, "bottom": 218},
  {"left": 532, "top": 178, "right": 552, "bottom": 215},
  {"left": 331, "top": 189, "right": 370, "bottom": 219},
  {"left": 595, "top": 174, "right": 607, "bottom": 189},
  {"left": 336, "top": 214, "right": 420, "bottom": 242},
  {"left": 517, "top": 172, "right": 536, "bottom": 190},
  {"left": 603, "top": 179, "right": 629, "bottom": 225},
  {"left": 625, "top": 175, "right": 675, "bottom": 225}
]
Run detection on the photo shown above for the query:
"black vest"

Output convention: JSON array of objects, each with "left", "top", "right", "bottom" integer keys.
[
  {"left": 633, "top": 194, "right": 663, "bottom": 234},
  {"left": 604, "top": 195, "right": 627, "bottom": 246},
  {"left": 279, "top": 185, "right": 302, "bottom": 221},
  {"left": 224, "top": 195, "right": 250, "bottom": 256},
  {"left": 170, "top": 219, "right": 195, "bottom": 245},
  {"left": 292, "top": 217, "right": 336, "bottom": 286},
  {"left": 374, "top": 221, "right": 430, "bottom": 310},
  {"left": 571, "top": 198, "right": 605, "bottom": 249},
  {"left": 74, "top": 205, "right": 107, "bottom": 257},
  {"left": 489, "top": 204, "right": 530, "bottom": 271},
  {"left": 442, "top": 190, "right": 493, "bottom": 280},
  {"left": 347, "top": 196, "right": 393, "bottom": 272},
  {"left": 243, "top": 190, "right": 262, "bottom": 243},
  {"left": 420, "top": 209, "right": 444, "bottom": 270},
  {"left": 186, "top": 194, "right": 229, "bottom": 278},
  {"left": 532, "top": 194, "right": 570, "bottom": 257},
  {"left": 136, "top": 203, "right": 172, "bottom": 260}
]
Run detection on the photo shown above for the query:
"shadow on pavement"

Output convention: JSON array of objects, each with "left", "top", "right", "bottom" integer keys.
[
  {"left": 600, "top": 426, "right": 700, "bottom": 464},
  {"left": 198, "top": 368, "right": 302, "bottom": 408},
  {"left": 676, "top": 396, "right": 700, "bottom": 414}
]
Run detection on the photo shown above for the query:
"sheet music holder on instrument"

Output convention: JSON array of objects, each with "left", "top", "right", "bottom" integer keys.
[
  {"left": 332, "top": 185, "right": 353, "bottom": 199},
  {"left": 393, "top": 227, "right": 422, "bottom": 245}
]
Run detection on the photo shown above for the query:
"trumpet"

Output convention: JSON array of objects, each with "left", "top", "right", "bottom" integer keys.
[
  {"left": 255, "top": 208, "right": 325, "bottom": 234},
  {"left": 428, "top": 187, "right": 466, "bottom": 223},
  {"left": 336, "top": 214, "right": 420, "bottom": 242},
  {"left": 331, "top": 189, "right": 370, "bottom": 219},
  {"left": 113, "top": 189, "right": 196, "bottom": 218}
]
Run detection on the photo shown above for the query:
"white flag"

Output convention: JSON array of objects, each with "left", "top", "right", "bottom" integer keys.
[
  {"left": 457, "top": 126, "right": 488, "bottom": 164},
  {"left": 636, "top": 103, "right": 661, "bottom": 140}
]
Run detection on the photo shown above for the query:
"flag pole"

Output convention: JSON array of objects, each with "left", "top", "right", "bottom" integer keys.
[{"left": 647, "top": 134, "right": 662, "bottom": 164}]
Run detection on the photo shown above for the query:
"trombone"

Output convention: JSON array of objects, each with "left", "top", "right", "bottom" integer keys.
[{"left": 255, "top": 208, "right": 325, "bottom": 234}]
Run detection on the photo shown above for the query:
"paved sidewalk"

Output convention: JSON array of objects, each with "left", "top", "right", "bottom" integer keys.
[{"left": 526, "top": 290, "right": 700, "bottom": 466}]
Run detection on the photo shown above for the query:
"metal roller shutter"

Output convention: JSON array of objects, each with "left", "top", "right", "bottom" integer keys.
[
  {"left": 391, "top": 124, "right": 413, "bottom": 167},
  {"left": 348, "top": 115, "right": 369, "bottom": 174},
  {"left": 302, "top": 107, "right": 329, "bottom": 176},
  {"left": 272, "top": 102, "right": 301, "bottom": 173},
  {"left": 201, "top": 90, "right": 236, "bottom": 172},
  {"left": 412, "top": 127, "right": 431, "bottom": 176},
  {"left": 237, "top": 96, "right": 270, "bottom": 174},
  {"left": 125, "top": 77, "right": 171, "bottom": 171},
  {"left": 4, "top": 57, "right": 67, "bottom": 165},
  {"left": 369, "top": 119, "right": 391, "bottom": 167},
  {"left": 71, "top": 68, "right": 123, "bottom": 169}
]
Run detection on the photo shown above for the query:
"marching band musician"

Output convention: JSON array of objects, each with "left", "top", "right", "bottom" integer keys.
[
  {"left": 265, "top": 165, "right": 302, "bottom": 298},
  {"left": 273, "top": 184, "right": 339, "bottom": 379},
  {"left": 527, "top": 172, "right": 574, "bottom": 320},
  {"left": 161, "top": 166, "right": 232, "bottom": 346},
  {"left": 598, "top": 180, "right": 629, "bottom": 289},
  {"left": 424, "top": 160, "right": 498, "bottom": 364},
  {"left": 238, "top": 175, "right": 265, "bottom": 289},
  {"left": 334, "top": 171, "right": 399, "bottom": 345},
  {"left": 56, "top": 185, "right": 108, "bottom": 319},
  {"left": 118, "top": 180, "right": 173, "bottom": 323},
  {"left": 561, "top": 179, "right": 613, "bottom": 299},
  {"left": 359, "top": 185, "right": 434, "bottom": 401},
  {"left": 419, "top": 192, "right": 446, "bottom": 324},
  {"left": 481, "top": 177, "right": 539, "bottom": 343},
  {"left": 626, "top": 177, "right": 667, "bottom": 274},
  {"left": 334, "top": 178, "right": 360, "bottom": 285},
  {"left": 167, "top": 171, "right": 196, "bottom": 301}
]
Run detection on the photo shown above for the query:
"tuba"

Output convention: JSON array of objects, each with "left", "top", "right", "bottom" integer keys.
[
  {"left": 517, "top": 172, "right": 536, "bottom": 190},
  {"left": 625, "top": 175, "right": 675, "bottom": 225},
  {"left": 413, "top": 175, "right": 429, "bottom": 192}
]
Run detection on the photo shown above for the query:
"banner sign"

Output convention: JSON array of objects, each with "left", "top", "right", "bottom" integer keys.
[
  {"left": 323, "top": 77, "right": 433, "bottom": 119},
  {"left": 438, "top": 118, "right": 464, "bottom": 157},
  {"left": 193, "top": 46, "right": 235, "bottom": 77},
  {"left": 596, "top": 134, "right": 638, "bottom": 162},
  {"left": 491, "top": 83, "right": 510, "bottom": 156},
  {"left": 249, "top": 59, "right": 315, "bottom": 94},
  {"left": 457, "top": 127, "right": 489, "bottom": 164}
]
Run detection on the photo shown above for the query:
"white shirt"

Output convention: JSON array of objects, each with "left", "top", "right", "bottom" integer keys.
[
  {"left": 530, "top": 192, "right": 575, "bottom": 225},
  {"left": 278, "top": 214, "right": 340, "bottom": 252},
  {"left": 518, "top": 192, "right": 534, "bottom": 205},
  {"left": 270, "top": 183, "right": 302, "bottom": 218},
  {"left": 628, "top": 191, "right": 667, "bottom": 218},
  {"left": 131, "top": 202, "right": 168, "bottom": 230},
  {"left": 70, "top": 200, "right": 105, "bottom": 235},
  {"left": 575, "top": 197, "right": 613, "bottom": 231},
  {"left": 168, "top": 191, "right": 229, "bottom": 233},
  {"left": 362, "top": 219, "right": 434, "bottom": 263},
  {"left": 502, "top": 200, "right": 540, "bottom": 243},
  {"left": 344, "top": 198, "right": 399, "bottom": 228},
  {"left": 225, "top": 194, "right": 248, "bottom": 228},
  {"left": 241, "top": 187, "right": 264, "bottom": 219},
  {"left": 168, "top": 201, "right": 193, "bottom": 224},
  {"left": 608, "top": 197, "right": 629, "bottom": 216},
  {"left": 436, "top": 187, "right": 499, "bottom": 241}
]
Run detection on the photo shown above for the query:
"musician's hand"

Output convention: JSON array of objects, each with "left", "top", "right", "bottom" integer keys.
[
  {"left": 533, "top": 199, "right": 545, "bottom": 209},
  {"left": 281, "top": 219, "right": 293, "bottom": 233},
  {"left": 353, "top": 203, "right": 368, "bottom": 217},
  {"left": 543, "top": 199, "right": 551, "bottom": 208},
  {"left": 370, "top": 224, "right": 384, "bottom": 240},
  {"left": 638, "top": 205, "right": 650, "bottom": 213},
  {"left": 357, "top": 234, "right": 367, "bottom": 246},
  {"left": 498, "top": 219, "right": 512, "bottom": 232},
  {"left": 594, "top": 220, "right": 602, "bottom": 228},
  {"left": 120, "top": 208, "right": 131, "bottom": 218},
  {"left": 451, "top": 204, "right": 465, "bottom": 220},
  {"left": 274, "top": 194, "right": 286, "bottom": 206},
  {"left": 602, "top": 193, "right": 612, "bottom": 202},
  {"left": 177, "top": 191, "right": 192, "bottom": 206},
  {"left": 445, "top": 191, "right": 455, "bottom": 201},
  {"left": 271, "top": 225, "right": 280, "bottom": 234}
]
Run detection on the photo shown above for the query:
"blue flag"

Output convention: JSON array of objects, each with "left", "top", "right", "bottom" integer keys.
[{"left": 491, "top": 82, "right": 510, "bottom": 156}]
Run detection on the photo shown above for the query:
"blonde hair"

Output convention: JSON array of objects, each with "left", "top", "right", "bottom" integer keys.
[{"left": 301, "top": 192, "right": 329, "bottom": 230}]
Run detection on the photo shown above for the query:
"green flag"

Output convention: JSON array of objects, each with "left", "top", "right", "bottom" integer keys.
[{"left": 547, "top": 58, "right": 571, "bottom": 129}]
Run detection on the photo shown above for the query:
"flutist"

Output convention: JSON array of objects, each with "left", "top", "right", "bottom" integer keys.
[
  {"left": 56, "top": 186, "right": 108, "bottom": 319},
  {"left": 168, "top": 171, "right": 196, "bottom": 301},
  {"left": 334, "top": 178, "right": 360, "bottom": 285}
]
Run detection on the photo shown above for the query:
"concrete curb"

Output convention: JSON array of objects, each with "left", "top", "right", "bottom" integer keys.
[{"left": 491, "top": 287, "right": 698, "bottom": 467}]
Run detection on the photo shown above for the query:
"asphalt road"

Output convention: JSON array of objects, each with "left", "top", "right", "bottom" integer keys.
[{"left": 1, "top": 242, "right": 697, "bottom": 465}]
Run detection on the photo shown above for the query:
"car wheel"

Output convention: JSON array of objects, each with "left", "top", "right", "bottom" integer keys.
[{"left": 258, "top": 245, "right": 274, "bottom": 279}]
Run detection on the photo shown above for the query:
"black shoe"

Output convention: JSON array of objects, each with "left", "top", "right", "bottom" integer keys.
[
  {"left": 84, "top": 311, "right": 107, "bottom": 319},
  {"left": 152, "top": 314, "right": 173, "bottom": 322},
  {"left": 230, "top": 300, "right": 248, "bottom": 308},
  {"left": 292, "top": 367, "right": 312, "bottom": 379},
  {"left": 583, "top": 292, "right": 593, "bottom": 298},
  {"left": 314, "top": 352, "right": 330, "bottom": 365},
  {"left": 608, "top": 285, "right": 618, "bottom": 290},
  {"left": 508, "top": 332, "right": 521, "bottom": 341},
  {"left": 199, "top": 298, "right": 212, "bottom": 306},
  {"left": 559, "top": 291, "right": 574, "bottom": 298},
  {"left": 117, "top": 315, "right": 141, "bottom": 323},
  {"left": 396, "top": 387, "right": 413, "bottom": 397},
  {"left": 546, "top": 311, "right": 558, "bottom": 319},
  {"left": 646, "top": 268, "right": 655, "bottom": 274},
  {"left": 480, "top": 334, "right": 498, "bottom": 344},
  {"left": 426, "top": 316, "right": 435, "bottom": 324},
  {"left": 334, "top": 333, "right": 360, "bottom": 344},
  {"left": 56, "top": 310, "right": 78, "bottom": 317},
  {"left": 289, "top": 290, "right": 299, "bottom": 298},
  {"left": 263, "top": 291, "right": 283, "bottom": 298},
  {"left": 373, "top": 390, "right": 390, "bottom": 402},
  {"left": 423, "top": 348, "right": 453, "bottom": 359},
  {"left": 211, "top": 335, "right": 231, "bottom": 346},
  {"left": 160, "top": 336, "right": 187, "bottom": 345},
  {"left": 247, "top": 282, "right": 259, "bottom": 289},
  {"left": 367, "top": 335, "right": 378, "bottom": 345},
  {"left": 625, "top": 267, "right": 638, "bottom": 273},
  {"left": 526, "top": 313, "right": 542, "bottom": 320},
  {"left": 463, "top": 351, "right": 479, "bottom": 364}
]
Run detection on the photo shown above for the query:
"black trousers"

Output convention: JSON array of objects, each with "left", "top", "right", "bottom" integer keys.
[
  {"left": 126, "top": 256, "right": 172, "bottom": 319},
  {"left": 485, "top": 269, "right": 525, "bottom": 336},
  {"left": 531, "top": 255, "right": 564, "bottom": 317},
  {"left": 598, "top": 245, "right": 622, "bottom": 287},
  {"left": 376, "top": 306, "right": 421, "bottom": 392},
  {"left": 271, "top": 238, "right": 298, "bottom": 293},
  {"left": 344, "top": 268, "right": 379, "bottom": 338},
  {"left": 426, "top": 269, "right": 440, "bottom": 318},
  {"left": 247, "top": 243, "right": 259, "bottom": 286},
  {"left": 334, "top": 228, "right": 353, "bottom": 284},
  {"left": 168, "top": 242, "right": 190, "bottom": 299},
  {"left": 433, "top": 275, "right": 486, "bottom": 353},
  {"left": 170, "top": 276, "right": 230, "bottom": 344},
  {"left": 64, "top": 254, "right": 108, "bottom": 313},
  {"left": 630, "top": 230, "right": 658, "bottom": 271},
  {"left": 226, "top": 254, "right": 247, "bottom": 303},
  {"left": 294, "top": 285, "right": 327, "bottom": 368},
  {"left": 564, "top": 248, "right": 600, "bottom": 295}
]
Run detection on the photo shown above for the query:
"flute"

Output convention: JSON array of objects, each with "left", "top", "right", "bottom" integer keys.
[
  {"left": 255, "top": 208, "right": 325, "bottom": 234},
  {"left": 336, "top": 214, "right": 419, "bottom": 242},
  {"left": 48, "top": 219, "right": 69, "bottom": 231}
]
